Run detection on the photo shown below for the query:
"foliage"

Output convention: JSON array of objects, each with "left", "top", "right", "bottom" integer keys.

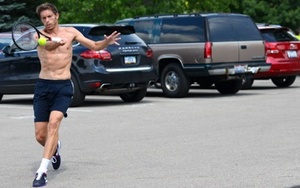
[
  {"left": 185, "top": 0, "right": 238, "bottom": 13},
  {"left": 1, "top": 0, "right": 300, "bottom": 32},
  {"left": 235, "top": 0, "right": 300, "bottom": 31},
  {"left": 0, "top": 0, "right": 52, "bottom": 32}
]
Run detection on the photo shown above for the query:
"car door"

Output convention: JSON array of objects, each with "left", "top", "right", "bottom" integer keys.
[
  {"left": 207, "top": 16, "right": 239, "bottom": 63},
  {"left": 232, "top": 16, "right": 265, "bottom": 63},
  {"left": 13, "top": 49, "right": 40, "bottom": 92},
  {"left": 0, "top": 48, "right": 40, "bottom": 94}
]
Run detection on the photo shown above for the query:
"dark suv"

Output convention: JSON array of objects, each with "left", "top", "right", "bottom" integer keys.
[
  {"left": 116, "top": 13, "right": 271, "bottom": 97},
  {"left": 0, "top": 24, "right": 157, "bottom": 106}
]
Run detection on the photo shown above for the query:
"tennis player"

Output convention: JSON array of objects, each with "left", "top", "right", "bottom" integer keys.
[{"left": 32, "top": 2, "right": 120, "bottom": 187}]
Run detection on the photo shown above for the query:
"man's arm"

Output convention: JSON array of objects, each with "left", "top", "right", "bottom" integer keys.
[{"left": 72, "top": 27, "right": 121, "bottom": 51}]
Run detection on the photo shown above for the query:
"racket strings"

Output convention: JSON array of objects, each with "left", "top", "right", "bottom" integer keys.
[{"left": 13, "top": 23, "right": 38, "bottom": 50}]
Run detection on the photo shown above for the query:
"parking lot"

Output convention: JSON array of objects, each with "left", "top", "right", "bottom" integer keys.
[{"left": 1, "top": 78, "right": 300, "bottom": 188}]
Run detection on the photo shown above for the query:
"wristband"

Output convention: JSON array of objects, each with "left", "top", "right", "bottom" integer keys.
[{"left": 51, "top": 37, "right": 62, "bottom": 43}]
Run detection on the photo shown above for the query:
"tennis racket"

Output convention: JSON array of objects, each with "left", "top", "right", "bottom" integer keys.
[{"left": 12, "top": 22, "right": 53, "bottom": 51}]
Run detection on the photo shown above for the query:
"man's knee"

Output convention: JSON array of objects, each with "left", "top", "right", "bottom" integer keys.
[
  {"left": 48, "top": 111, "right": 63, "bottom": 132},
  {"left": 35, "top": 122, "right": 48, "bottom": 145},
  {"left": 35, "top": 130, "right": 47, "bottom": 145}
]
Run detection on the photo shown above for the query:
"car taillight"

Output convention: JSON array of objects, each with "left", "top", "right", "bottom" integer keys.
[
  {"left": 265, "top": 42, "right": 279, "bottom": 55},
  {"left": 204, "top": 42, "right": 212, "bottom": 58},
  {"left": 80, "top": 50, "right": 112, "bottom": 60},
  {"left": 146, "top": 48, "right": 153, "bottom": 58}
]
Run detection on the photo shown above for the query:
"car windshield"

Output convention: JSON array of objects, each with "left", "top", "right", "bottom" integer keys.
[
  {"left": 0, "top": 35, "right": 12, "bottom": 50},
  {"left": 260, "top": 28, "right": 298, "bottom": 42}
]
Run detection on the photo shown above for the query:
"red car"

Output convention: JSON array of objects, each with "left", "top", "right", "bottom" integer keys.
[{"left": 243, "top": 24, "right": 300, "bottom": 88}]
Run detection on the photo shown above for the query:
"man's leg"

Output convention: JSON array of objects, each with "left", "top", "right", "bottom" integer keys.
[
  {"left": 43, "top": 111, "right": 63, "bottom": 160},
  {"left": 35, "top": 122, "right": 48, "bottom": 146},
  {"left": 33, "top": 111, "right": 63, "bottom": 187}
]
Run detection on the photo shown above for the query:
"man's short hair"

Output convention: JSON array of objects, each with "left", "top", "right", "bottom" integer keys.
[{"left": 36, "top": 2, "right": 59, "bottom": 18}]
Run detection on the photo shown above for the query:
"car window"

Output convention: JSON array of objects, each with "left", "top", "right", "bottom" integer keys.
[
  {"left": 208, "top": 16, "right": 262, "bottom": 42},
  {"left": 87, "top": 27, "right": 145, "bottom": 45},
  {"left": 260, "top": 29, "right": 298, "bottom": 42},
  {"left": 231, "top": 16, "right": 262, "bottom": 41},
  {"left": 132, "top": 20, "right": 157, "bottom": 44},
  {"left": 208, "top": 17, "right": 237, "bottom": 42},
  {"left": 0, "top": 37, "right": 12, "bottom": 50},
  {"left": 160, "top": 17, "right": 205, "bottom": 43}
]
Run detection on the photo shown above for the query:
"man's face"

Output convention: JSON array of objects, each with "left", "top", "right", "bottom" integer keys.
[{"left": 40, "top": 9, "right": 59, "bottom": 30}]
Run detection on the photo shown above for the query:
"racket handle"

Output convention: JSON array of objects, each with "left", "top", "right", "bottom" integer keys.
[{"left": 51, "top": 37, "right": 62, "bottom": 43}]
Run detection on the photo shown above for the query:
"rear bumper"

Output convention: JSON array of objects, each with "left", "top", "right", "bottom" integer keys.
[
  {"left": 184, "top": 61, "right": 271, "bottom": 77},
  {"left": 254, "top": 61, "right": 300, "bottom": 78},
  {"left": 77, "top": 66, "right": 158, "bottom": 93}
]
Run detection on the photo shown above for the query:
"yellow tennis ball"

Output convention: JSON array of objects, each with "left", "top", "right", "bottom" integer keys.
[{"left": 38, "top": 37, "right": 47, "bottom": 46}]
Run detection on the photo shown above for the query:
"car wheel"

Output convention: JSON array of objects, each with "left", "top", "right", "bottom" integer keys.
[
  {"left": 120, "top": 87, "right": 147, "bottom": 102},
  {"left": 161, "top": 63, "right": 190, "bottom": 97},
  {"left": 241, "top": 75, "right": 254, "bottom": 89},
  {"left": 271, "top": 76, "right": 296, "bottom": 88},
  {"left": 215, "top": 79, "right": 242, "bottom": 94},
  {"left": 70, "top": 75, "right": 86, "bottom": 107}
]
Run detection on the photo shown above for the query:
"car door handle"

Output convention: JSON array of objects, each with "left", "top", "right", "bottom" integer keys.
[{"left": 241, "top": 45, "right": 247, "bottom": 49}]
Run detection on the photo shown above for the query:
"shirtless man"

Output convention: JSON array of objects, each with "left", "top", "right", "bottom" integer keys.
[{"left": 32, "top": 3, "right": 120, "bottom": 187}]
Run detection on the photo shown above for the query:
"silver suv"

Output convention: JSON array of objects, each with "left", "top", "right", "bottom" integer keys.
[{"left": 116, "top": 13, "right": 271, "bottom": 97}]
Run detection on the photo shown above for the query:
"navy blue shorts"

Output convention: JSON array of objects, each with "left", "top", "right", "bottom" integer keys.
[{"left": 33, "top": 79, "right": 73, "bottom": 122}]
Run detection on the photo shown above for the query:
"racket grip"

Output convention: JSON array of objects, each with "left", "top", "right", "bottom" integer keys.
[{"left": 51, "top": 37, "right": 62, "bottom": 43}]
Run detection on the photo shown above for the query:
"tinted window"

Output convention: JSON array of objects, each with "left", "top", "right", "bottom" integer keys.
[
  {"left": 132, "top": 19, "right": 158, "bottom": 44},
  {"left": 231, "top": 16, "right": 262, "bottom": 41},
  {"left": 160, "top": 17, "right": 205, "bottom": 43},
  {"left": 260, "top": 29, "right": 298, "bottom": 42},
  {"left": 0, "top": 36, "right": 12, "bottom": 49},
  {"left": 208, "top": 17, "right": 237, "bottom": 42},
  {"left": 73, "top": 26, "right": 145, "bottom": 45},
  {"left": 208, "top": 15, "right": 262, "bottom": 42},
  {"left": 88, "top": 32, "right": 144, "bottom": 45}
]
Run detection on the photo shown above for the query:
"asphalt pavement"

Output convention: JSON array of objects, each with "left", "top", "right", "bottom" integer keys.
[{"left": 1, "top": 78, "right": 300, "bottom": 188}]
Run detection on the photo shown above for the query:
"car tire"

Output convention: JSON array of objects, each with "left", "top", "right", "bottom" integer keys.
[
  {"left": 215, "top": 79, "right": 242, "bottom": 94},
  {"left": 241, "top": 75, "right": 254, "bottom": 89},
  {"left": 161, "top": 63, "right": 190, "bottom": 98},
  {"left": 70, "top": 75, "right": 86, "bottom": 107},
  {"left": 120, "top": 87, "right": 147, "bottom": 102},
  {"left": 271, "top": 76, "right": 296, "bottom": 88}
]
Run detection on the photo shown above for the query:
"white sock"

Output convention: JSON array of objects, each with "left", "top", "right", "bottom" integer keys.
[{"left": 36, "top": 158, "right": 50, "bottom": 173}]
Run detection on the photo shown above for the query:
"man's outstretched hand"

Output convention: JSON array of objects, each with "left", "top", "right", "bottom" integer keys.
[{"left": 104, "top": 31, "right": 121, "bottom": 45}]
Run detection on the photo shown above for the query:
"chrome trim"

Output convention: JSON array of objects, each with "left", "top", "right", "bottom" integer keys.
[
  {"left": 106, "top": 66, "right": 152, "bottom": 72},
  {"left": 208, "top": 66, "right": 270, "bottom": 75}
]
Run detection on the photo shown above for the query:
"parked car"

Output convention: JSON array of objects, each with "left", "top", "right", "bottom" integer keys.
[
  {"left": 0, "top": 24, "right": 157, "bottom": 106},
  {"left": 116, "top": 13, "right": 270, "bottom": 97},
  {"left": 0, "top": 33, "right": 12, "bottom": 52},
  {"left": 242, "top": 23, "right": 300, "bottom": 88}
]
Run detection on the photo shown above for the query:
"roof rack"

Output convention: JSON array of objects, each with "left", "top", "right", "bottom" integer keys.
[{"left": 133, "top": 13, "right": 204, "bottom": 19}]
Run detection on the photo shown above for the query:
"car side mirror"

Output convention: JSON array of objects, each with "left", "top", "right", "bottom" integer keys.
[{"left": 2, "top": 45, "right": 12, "bottom": 55}]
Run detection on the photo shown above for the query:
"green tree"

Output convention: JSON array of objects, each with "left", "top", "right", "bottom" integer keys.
[
  {"left": 233, "top": 0, "right": 300, "bottom": 31},
  {"left": 2, "top": 0, "right": 300, "bottom": 32},
  {"left": 184, "top": 0, "right": 238, "bottom": 13},
  {"left": 57, "top": 0, "right": 188, "bottom": 24},
  {"left": 0, "top": 0, "right": 57, "bottom": 32}
]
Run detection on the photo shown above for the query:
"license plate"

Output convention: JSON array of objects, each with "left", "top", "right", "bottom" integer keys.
[
  {"left": 124, "top": 56, "right": 136, "bottom": 64},
  {"left": 234, "top": 64, "right": 247, "bottom": 73},
  {"left": 287, "top": 50, "right": 298, "bottom": 58}
]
